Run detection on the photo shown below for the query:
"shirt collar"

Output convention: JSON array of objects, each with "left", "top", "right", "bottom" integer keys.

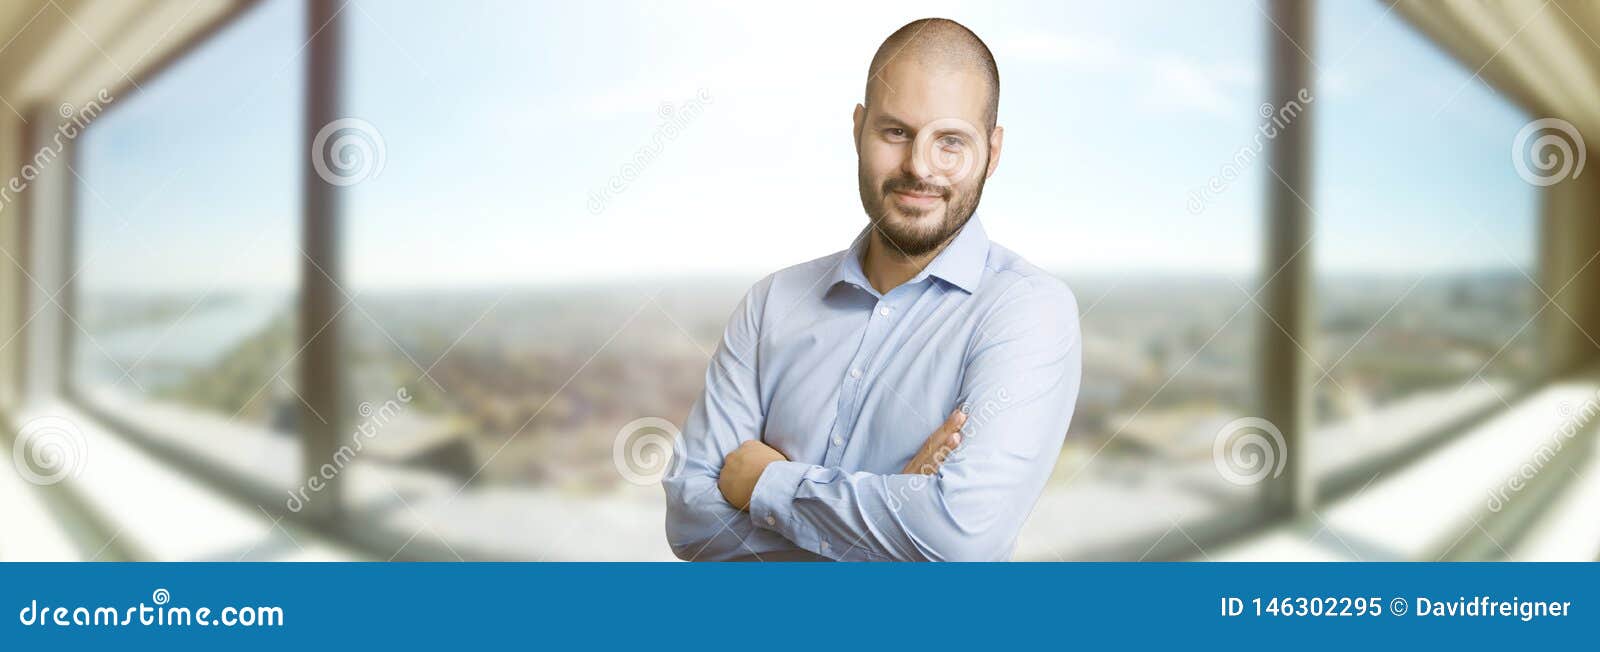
[{"left": 829, "top": 216, "right": 989, "bottom": 295}]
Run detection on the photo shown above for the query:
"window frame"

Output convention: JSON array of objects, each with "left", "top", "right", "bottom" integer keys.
[{"left": 51, "top": 0, "right": 369, "bottom": 547}]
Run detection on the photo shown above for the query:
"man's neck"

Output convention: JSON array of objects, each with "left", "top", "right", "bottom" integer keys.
[{"left": 862, "top": 228, "right": 953, "bottom": 295}]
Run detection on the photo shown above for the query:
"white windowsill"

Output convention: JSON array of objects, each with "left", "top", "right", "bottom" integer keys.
[{"left": 7, "top": 399, "right": 358, "bottom": 561}]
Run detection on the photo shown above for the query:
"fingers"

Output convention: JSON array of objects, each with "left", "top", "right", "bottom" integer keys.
[
  {"left": 926, "top": 407, "right": 966, "bottom": 452},
  {"left": 910, "top": 410, "right": 961, "bottom": 469},
  {"left": 941, "top": 407, "right": 968, "bottom": 443},
  {"left": 925, "top": 436, "right": 958, "bottom": 473},
  {"left": 904, "top": 407, "right": 967, "bottom": 475},
  {"left": 930, "top": 410, "right": 964, "bottom": 464}
]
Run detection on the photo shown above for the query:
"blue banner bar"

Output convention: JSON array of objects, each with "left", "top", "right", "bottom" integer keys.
[{"left": 1, "top": 562, "right": 1594, "bottom": 649}]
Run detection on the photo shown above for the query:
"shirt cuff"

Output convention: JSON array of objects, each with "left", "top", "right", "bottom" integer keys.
[{"left": 749, "top": 460, "right": 810, "bottom": 535}]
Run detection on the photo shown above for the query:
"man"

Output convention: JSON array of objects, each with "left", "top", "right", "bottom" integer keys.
[{"left": 662, "top": 18, "right": 1081, "bottom": 561}]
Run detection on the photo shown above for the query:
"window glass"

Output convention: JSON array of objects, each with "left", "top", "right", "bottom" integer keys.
[
  {"left": 1310, "top": 0, "right": 1537, "bottom": 477},
  {"left": 343, "top": 0, "right": 1264, "bottom": 559},
  {"left": 72, "top": 0, "right": 305, "bottom": 483}
]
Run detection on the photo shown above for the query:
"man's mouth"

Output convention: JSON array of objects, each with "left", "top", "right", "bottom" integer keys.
[{"left": 891, "top": 189, "right": 944, "bottom": 209}]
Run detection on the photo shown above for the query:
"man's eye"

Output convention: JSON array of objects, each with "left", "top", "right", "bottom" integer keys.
[
  {"left": 884, "top": 128, "right": 908, "bottom": 140},
  {"left": 937, "top": 135, "right": 965, "bottom": 151}
]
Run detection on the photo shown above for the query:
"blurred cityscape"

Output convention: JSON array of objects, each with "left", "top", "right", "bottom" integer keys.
[{"left": 72, "top": 269, "right": 1540, "bottom": 500}]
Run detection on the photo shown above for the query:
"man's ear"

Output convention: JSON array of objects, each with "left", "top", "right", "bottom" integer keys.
[
  {"left": 984, "top": 125, "right": 1004, "bottom": 179},
  {"left": 853, "top": 103, "right": 866, "bottom": 155}
]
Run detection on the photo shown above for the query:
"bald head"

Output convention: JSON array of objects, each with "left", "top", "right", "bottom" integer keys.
[{"left": 865, "top": 18, "right": 999, "bottom": 131}]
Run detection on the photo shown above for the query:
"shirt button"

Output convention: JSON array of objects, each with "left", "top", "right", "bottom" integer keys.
[
  {"left": 833, "top": 436, "right": 844, "bottom": 446},
  {"left": 765, "top": 515, "right": 776, "bottom": 526},
  {"left": 878, "top": 305, "right": 891, "bottom": 317},
  {"left": 849, "top": 368, "right": 862, "bottom": 379}
]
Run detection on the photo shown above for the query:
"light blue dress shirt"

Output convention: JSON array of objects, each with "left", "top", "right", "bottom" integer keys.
[{"left": 662, "top": 217, "right": 1081, "bottom": 561}]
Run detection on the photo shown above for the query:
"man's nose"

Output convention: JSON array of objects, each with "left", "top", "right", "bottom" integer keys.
[{"left": 901, "top": 136, "right": 931, "bottom": 181}]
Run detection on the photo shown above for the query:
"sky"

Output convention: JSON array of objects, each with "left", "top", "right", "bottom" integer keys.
[{"left": 73, "top": 0, "right": 1535, "bottom": 293}]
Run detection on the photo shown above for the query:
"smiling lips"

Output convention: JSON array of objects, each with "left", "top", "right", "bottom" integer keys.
[{"left": 892, "top": 189, "right": 943, "bottom": 208}]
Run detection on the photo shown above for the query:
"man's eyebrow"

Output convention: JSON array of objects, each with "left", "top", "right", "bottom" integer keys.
[{"left": 871, "top": 114, "right": 911, "bottom": 129}]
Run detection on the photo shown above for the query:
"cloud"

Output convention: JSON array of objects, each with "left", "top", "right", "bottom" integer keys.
[
  {"left": 999, "top": 30, "right": 1257, "bottom": 120},
  {"left": 1138, "top": 55, "right": 1256, "bottom": 118},
  {"left": 1001, "top": 32, "right": 1122, "bottom": 69}
]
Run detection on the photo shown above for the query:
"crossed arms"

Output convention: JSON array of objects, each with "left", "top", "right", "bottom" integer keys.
[{"left": 662, "top": 278, "right": 1081, "bottom": 561}]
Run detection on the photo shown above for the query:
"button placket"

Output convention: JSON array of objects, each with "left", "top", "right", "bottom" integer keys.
[{"left": 830, "top": 298, "right": 894, "bottom": 464}]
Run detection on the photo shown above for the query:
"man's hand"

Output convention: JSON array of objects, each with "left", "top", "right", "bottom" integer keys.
[
  {"left": 901, "top": 407, "right": 967, "bottom": 475},
  {"left": 718, "top": 406, "right": 965, "bottom": 510},
  {"left": 719, "top": 440, "right": 788, "bottom": 510}
]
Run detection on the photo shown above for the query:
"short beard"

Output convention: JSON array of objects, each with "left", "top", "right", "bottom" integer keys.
[{"left": 858, "top": 167, "right": 985, "bottom": 258}]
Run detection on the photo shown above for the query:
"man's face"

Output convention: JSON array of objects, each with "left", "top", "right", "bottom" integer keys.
[{"left": 855, "top": 62, "right": 998, "bottom": 258}]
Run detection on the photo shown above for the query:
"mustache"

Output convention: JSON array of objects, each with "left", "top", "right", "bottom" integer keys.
[{"left": 881, "top": 176, "right": 950, "bottom": 199}]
